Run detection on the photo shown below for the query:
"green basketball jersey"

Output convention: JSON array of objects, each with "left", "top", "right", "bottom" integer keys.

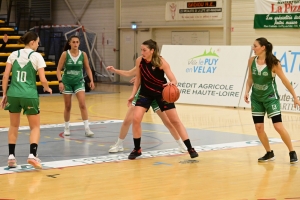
[
  {"left": 62, "top": 50, "right": 84, "bottom": 83},
  {"left": 251, "top": 57, "right": 279, "bottom": 102},
  {"left": 7, "top": 51, "right": 38, "bottom": 98}
]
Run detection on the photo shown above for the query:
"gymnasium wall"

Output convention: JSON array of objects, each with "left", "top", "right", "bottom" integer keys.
[
  {"left": 2, "top": 0, "right": 297, "bottom": 82},
  {"left": 231, "top": 0, "right": 300, "bottom": 46},
  {"left": 52, "top": 0, "right": 117, "bottom": 76}
]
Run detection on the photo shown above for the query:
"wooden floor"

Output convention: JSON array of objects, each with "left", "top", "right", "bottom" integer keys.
[{"left": 0, "top": 83, "right": 300, "bottom": 200}]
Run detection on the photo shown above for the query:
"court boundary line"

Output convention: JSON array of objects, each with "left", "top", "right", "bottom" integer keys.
[{"left": 0, "top": 138, "right": 290, "bottom": 174}]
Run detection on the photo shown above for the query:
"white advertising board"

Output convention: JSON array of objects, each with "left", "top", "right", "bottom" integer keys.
[
  {"left": 238, "top": 46, "right": 300, "bottom": 113},
  {"left": 161, "top": 45, "right": 251, "bottom": 107}
]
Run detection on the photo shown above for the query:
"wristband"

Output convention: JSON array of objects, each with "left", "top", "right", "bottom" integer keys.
[{"left": 58, "top": 80, "right": 62, "bottom": 83}]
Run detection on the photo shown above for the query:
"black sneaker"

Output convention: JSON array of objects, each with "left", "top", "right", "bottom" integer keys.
[
  {"left": 289, "top": 151, "right": 298, "bottom": 164},
  {"left": 258, "top": 150, "right": 275, "bottom": 162},
  {"left": 128, "top": 148, "right": 142, "bottom": 160},
  {"left": 188, "top": 148, "right": 198, "bottom": 158}
]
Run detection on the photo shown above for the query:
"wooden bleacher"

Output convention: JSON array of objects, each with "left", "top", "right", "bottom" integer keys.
[{"left": 0, "top": 31, "right": 59, "bottom": 96}]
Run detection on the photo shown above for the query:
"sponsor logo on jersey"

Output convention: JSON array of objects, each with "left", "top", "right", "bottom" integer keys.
[
  {"left": 66, "top": 70, "right": 80, "bottom": 75},
  {"left": 253, "top": 83, "right": 268, "bottom": 91},
  {"left": 262, "top": 72, "right": 268, "bottom": 76}
]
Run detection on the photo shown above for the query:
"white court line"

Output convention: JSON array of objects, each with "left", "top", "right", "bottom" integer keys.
[
  {"left": 0, "top": 138, "right": 286, "bottom": 174},
  {"left": 0, "top": 120, "right": 123, "bottom": 132}
]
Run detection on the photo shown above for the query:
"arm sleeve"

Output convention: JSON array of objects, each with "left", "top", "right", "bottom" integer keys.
[
  {"left": 6, "top": 51, "right": 17, "bottom": 64},
  {"left": 31, "top": 52, "right": 47, "bottom": 71}
]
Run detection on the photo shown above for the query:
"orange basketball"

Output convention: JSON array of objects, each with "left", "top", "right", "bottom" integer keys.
[{"left": 162, "top": 85, "right": 180, "bottom": 103}]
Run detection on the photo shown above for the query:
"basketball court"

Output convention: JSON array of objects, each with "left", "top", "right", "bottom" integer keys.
[{"left": 0, "top": 84, "right": 299, "bottom": 199}]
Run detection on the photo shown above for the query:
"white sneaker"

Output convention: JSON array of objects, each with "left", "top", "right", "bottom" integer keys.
[
  {"left": 177, "top": 142, "right": 187, "bottom": 153},
  {"left": 64, "top": 128, "right": 70, "bottom": 136},
  {"left": 85, "top": 128, "right": 94, "bottom": 137},
  {"left": 27, "top": 154, "right": 42, "bottom": 169},
  {"left": 109, "top": 143, "right": 124, "bottom": 153},
  {"left": 8, "top": 154, "right": 17, "bottom": 168}
]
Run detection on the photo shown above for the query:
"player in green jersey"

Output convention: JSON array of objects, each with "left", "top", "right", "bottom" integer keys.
[
  {"left": 244, "top": 37, "right": 300, "bottom": 164},
  {"left": 106, "top": 66, "right": 187, "bottom": 153},
  {"left": 56, "top": 35, "right": 95, "bottom": 137},
  {"left": 1, "top": 31, "right": 52, "bottom": 169}
]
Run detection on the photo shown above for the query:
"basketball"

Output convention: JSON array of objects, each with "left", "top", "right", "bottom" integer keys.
[{"left": 162, "top": 85, "right": 180, "bottom": 103}]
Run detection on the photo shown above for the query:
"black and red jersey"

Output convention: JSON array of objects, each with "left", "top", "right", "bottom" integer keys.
[{"left": 139, "top": 58, "right": 167, "bottom": 96}]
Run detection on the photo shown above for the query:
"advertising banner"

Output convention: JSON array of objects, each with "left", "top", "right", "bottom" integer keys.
[
  {"left": 165, "top": 1, "right": 222, "bottom": 21},
  {"left": 161, "top": 45, "right": 251, "bottom": 107},
  {"left": 254, "top": 0, "right": 300, "bottom": 29}
]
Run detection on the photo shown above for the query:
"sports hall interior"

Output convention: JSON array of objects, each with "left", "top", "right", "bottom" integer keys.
[{"left": 0, "top": 0, "right": 299, "bottom": 199}]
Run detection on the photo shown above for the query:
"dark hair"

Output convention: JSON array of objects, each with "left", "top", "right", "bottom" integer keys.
[
  {"left": 63, "top": 35, "right": 80, "bottom": 51},
  {"left": 255, "top": 37, "right": 279, "bottom": 70},
  {"left": 142, "top": 39, "right": 162, "bottom": 68},
  {"left": 18, "top": 31, "right": 39, "bottom": 45}
]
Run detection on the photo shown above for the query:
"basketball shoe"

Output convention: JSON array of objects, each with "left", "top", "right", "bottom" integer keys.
[
  {"left": 8, "top": 154, "right": 17, "bottom": 168},
  {"left": 290, "top": 151, "right": 298, "bottom": 164},
  {"left": 258, "top": 150, "right": 275, "bottom": 162},
  {"left": 109, "top": 142, "right": 124, "bottom": 153},
  {"left": 128, "top": 148, "right": 142, "bottom": 160},
  {"left": 188, "top": 148, "right": 198, "bottom": 158},
  {"left": 27, "top": 154, "right": 42, "bottom": 169},
  {"left": 85, "top": 128, "right": 94, "bottom": 137},
  {"left": 63, "top": 127, "right": 70, "bottom": 136}
]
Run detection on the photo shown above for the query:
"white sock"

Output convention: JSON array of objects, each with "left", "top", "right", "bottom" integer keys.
[
  {"left": 176, "top": 139, "right": 184, "bottom": 146},
  {"left": 65, "top": 122, "right": 69, "bottom": 129},
  {"left": 117, "top": 138, "right": 124, "bottom": 146},
  {"left": 83, "top": 120, "right": 89, "bottom": 129}
]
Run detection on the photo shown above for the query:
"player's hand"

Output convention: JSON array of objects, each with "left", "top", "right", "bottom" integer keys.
[
  {"left": 163, "top": 81, "right": 176, "bottom": 86},
  {"left": 44, "top": 87, "right": 52, "bottom": 94},
  {"left": 0, "top": 95, "right": 7, "bottom": 109},
  {"left": 293, "top": 98, "right": 300, "bottom": 108},
  {"left": 106, "top": 66, "right": 116, "bottom": 72},
  {"left": 244, "top": 93, "right": 249, "bottom": 104},
  {"left": 129, "top": 76, "right": 136, "bottom": 84},
  {"left": 3, "top": 34, "right": 8, "bottom": 43},
  {"left": 89, "top": 81, "right": 95, "bottom": 90},
  {"left": 59, "top": 83, "right": 64, "bottom": 93},
  {"left": 127, "top": 95, "right": 134, "bottom": 107}
]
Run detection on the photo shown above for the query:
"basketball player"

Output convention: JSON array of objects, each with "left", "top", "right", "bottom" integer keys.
[
  {"left": 244, "top": 37, "right": 300, "bottom": 164},
  {"left": 1, "top": 31, "right": 52, "bottom": 169},
  {"left": 56, "top": 35, "right": 95, "bottom": 137},
  {"left": 127, "top": 39, "right": 198, "bottom": 159},
  {"left": 106, "top": 66, "right": 187, "bottom": 153}
]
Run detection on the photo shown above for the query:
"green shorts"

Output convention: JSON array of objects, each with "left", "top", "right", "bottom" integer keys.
[
  {"left": 251, "top": 97, "right": 281, "bottom": 118},
  {"left": 132, "top": 88, "right": 160, "bottom": 112},
  {"left": 63, "top": 81, "right": 85, "bottom": 94},
  {"left": 4, "top": 96, "right": 39, "bottom": 115}
]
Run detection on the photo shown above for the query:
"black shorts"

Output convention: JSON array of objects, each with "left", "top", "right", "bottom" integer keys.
[{"left": 135, "top": 94, "right": 175, "bottom": 112}]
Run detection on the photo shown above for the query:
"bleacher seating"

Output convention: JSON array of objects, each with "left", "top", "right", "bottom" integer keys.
[{"left": 0, "top": 7, "right": 60, "bottom": 96}]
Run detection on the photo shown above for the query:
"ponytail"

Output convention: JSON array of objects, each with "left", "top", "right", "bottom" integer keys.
[
  {"left": 142, "top": 39, "right": 162, "bottom": 68},
  {"left": 255, "top": 37, "right": 279, "bottom": 70},
  {"left": 63, "top": 35, "right": 80, "bottom": 51}
]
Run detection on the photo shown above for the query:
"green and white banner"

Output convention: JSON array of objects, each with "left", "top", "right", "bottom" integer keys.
[{"left": 254, "top": 0, "right": 300, "bottom": 29}]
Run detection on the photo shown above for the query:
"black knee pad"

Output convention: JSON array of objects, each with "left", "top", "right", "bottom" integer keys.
[
  {"left": 271, "top": 114, "right": 282, "bottom": 123},
  {"left": 253, "top": 116, "right": 264, "bottom": 124}
]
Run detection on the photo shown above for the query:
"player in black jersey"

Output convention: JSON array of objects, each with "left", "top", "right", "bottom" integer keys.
[{"left": 127, "top": 39, "right": 198, "bottom": 160}]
